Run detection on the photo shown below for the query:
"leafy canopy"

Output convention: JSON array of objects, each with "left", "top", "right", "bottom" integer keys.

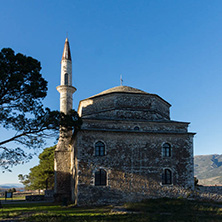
[
  {"left": 18, "top": 145, "right": 55, "bottom": 190},
  {"left": 0, "top": 48, "right": 82, "bottom": 171}
]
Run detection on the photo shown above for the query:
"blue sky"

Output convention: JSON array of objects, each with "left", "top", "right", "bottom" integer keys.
[{"left": 0, "top": 0, "right": 222, "bottom": 184}]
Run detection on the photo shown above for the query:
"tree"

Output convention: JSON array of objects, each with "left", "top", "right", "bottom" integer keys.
[
  {"left": 0, "top": 48, "right": 82, "bottom": 171},
  {"left": 8, "top": 188, "right": 16, "bottom": 193},
  {"left": 18, "top": 174, "right": 30, "bottom": 188},
  {"left": 18, "top": 145, "right": 55, "bottom": 190}
]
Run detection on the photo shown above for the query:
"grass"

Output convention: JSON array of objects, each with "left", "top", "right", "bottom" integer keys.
[
  {"left": 0, "top": 195, "right": 26, "bottom": 201},
  {"left": 124, "top": 198, "right": 222, "bottom": 221},
  {"left": 0, "top": 198, "right": 222, "bottom": 221}
]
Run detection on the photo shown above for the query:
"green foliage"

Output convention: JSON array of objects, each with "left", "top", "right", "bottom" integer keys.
[
  {"left": 18, "top": 174, "right": 30, "bottom": 187},
  {"left": 0, "top": 48, "right": 82, "bottom": 171},
  {"left": 7, "top": 188, "right": 16, "bottom": 193},
  {"left": 18, "top": 146, "right": 56, "bottom": 190}
]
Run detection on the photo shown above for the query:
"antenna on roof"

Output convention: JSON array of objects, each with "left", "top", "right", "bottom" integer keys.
[{"left": 120, "top": 74, "right": 123, "bottom": 86}]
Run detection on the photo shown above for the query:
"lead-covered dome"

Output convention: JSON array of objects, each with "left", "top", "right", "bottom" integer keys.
[
  {"left": 78, "top": 86, "right": 171, "bottom": 121},
  {"left": 89, "top": 86, "right": 148, "bottom": 98}
]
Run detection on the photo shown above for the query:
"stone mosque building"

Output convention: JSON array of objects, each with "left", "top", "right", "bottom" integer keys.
[{"left": 54, "top": 38, "right": 195, "bottom": 205}]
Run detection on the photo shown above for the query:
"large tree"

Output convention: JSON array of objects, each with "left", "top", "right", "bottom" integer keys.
[
  {"left": 18, "top": 146, "right": 55, "bottom": 190},
  {"left": 0, "top": 48, "right": 82, "bottom": 171}
]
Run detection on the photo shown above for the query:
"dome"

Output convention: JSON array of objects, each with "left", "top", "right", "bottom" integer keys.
[
  {"left": 78, "top": 85, "right": 171, "bottom": 121},
  {"left": 88, "top": 86, "right": 149, "bottom": 99}
]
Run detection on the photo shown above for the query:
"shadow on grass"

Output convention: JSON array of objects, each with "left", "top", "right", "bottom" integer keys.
[
  {"left": 1, "top": 198, "right": 222, "bottom": 222},
  {"left": 23, "top": 214, "right": 144, "bottom": 222},
  {"left": 125, "top": 198, "right": 222, "bottom": 222}
]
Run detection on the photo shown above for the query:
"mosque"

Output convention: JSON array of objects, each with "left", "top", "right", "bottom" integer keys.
[{"left": 54, "top": 38, "right": 195, "bottom": 205}]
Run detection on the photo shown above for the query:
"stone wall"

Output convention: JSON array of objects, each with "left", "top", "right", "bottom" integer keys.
[
  {"left": 79, "top": 93, "right": 170, "bottom": 121},
  {"left": 26, "top": 195, "right": 44, "bottom": 201},
  {"left": 71, "top": 86, "right": 195, "bottom": 206},
  {"left": 82, "top": 119, "right": 189, "bottom": 133},
  {"left": 77, "top": 184, "right": 222, "bottom": 206},
  {"left": 44, "top": 190, "right": 54, "bottom": 199},
  {"left": 76, "top": 185, "right": 222, "bottom": 206},
  {"left": 197, "top": 186, "right": 222, "bottom": 195},
  {"left": 76, "top": 128, "right": 194, "bottom": 205},
  {"left": 54, "top": 137, "right": 72, "bottom": 202}
]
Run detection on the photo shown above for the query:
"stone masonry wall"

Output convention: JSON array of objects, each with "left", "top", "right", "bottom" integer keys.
[
  {"left": 76, "top": 129, "right": 194, "bottom": 205},
  {"left": 82, "top": 119, "right": 188, "bottom": 133},
  {"left": 80, "top": 93, "right": 170, "bottom": 121},
  {"left": 198, "top": 186, "right": 222, "bottom": 195}
]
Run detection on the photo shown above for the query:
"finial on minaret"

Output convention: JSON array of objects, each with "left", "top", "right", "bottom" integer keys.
[
  {"left": 120, "top": 74, "right": 123, "bottom": 86},
  {"left": 62, "top": 37, "right": 72, "bottom": 61}
]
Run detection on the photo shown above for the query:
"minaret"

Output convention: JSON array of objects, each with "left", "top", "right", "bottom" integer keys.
[
  {"left": 54, "top": 38, "right": 76, "bottom": 202},
  {"left": 57, "top": 38, "right": 76, "bottom": 114}
]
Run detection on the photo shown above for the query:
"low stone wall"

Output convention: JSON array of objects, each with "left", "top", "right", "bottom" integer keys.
[
  {"left": 197, "top": 186, "right": 222, "bottom": 195},
  {"left": 44, "top": 190, "right": 54, "bottom": 199},
  {"left": 194, "top": 186, "right": 222, "bottom": 202},
  {"left": 77, "top": 184, "right": 222, "bottom": 206},
  {"left": 25, "top": 195, "right": 45, "bottom": 201},
  {"left": 25, "top": 190, "right": 55, "bottom": 201}
]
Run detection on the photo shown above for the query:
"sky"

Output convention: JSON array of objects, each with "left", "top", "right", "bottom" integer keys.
[{"left": 0, "top": 0, "right": 222, "bottom": 184}]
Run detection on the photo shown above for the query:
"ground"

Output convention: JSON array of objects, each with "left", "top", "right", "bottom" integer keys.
[{"left": 0, "top": 198, "right": 222, "bottom": 221}]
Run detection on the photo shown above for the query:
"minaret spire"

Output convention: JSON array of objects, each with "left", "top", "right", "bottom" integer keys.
[
  {"left": 57, "top": 38, "right": 76, "bottom": 113},
  {"left": 62, "top": 38, "right": 72, "bottom": 61}
]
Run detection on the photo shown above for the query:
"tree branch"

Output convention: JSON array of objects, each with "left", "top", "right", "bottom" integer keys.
[{"left": 0, "top": 128, "right": 48, "bottom": 146}]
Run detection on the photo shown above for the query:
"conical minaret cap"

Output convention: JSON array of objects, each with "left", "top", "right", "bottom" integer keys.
[{"left": 62, "top": 38, "right": 72, "bottom": 61}]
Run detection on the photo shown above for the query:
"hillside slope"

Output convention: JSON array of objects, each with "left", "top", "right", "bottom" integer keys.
[{"left": 194, "top": 154, "right": 222, "bottom": 185}]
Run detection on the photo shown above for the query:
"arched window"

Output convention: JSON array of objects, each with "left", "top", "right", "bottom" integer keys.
[
  {"left": 134, "top": 126, "right": 140, "bottom": 131},
  {"left": 162, "top": 143, "right": 171, "bottom": 157},
  {"left": 64, "top": 73, "right": 68, "bottom": 85},
  {"left": 95, "top": 141, "right": 105, "bottom": 156},
  {"left": 95, "top": 169, "right": 107, "bottom": 186},
  {"left": 162, "top": 169, "right": 172, "bottom": 185}
]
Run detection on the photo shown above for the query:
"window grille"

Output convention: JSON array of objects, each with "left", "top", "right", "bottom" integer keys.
[
  {"left": 162, "top": 169, "right": 172, "bottom": 185},
  {"left": 95, "top": 169, "right": 107, "bottom": 186},
  {"left": 162, "top": 143, "right": 171, "bottom": 157},
  {"left": 95, "top": 141, "right": 105, "bottom": 156}
]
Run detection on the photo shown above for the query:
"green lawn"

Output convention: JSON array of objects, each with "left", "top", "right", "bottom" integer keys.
[
  {"left": 0, "top": 195, "right": 26, "bottom": 201},
  {"left": 0, "top": 198, "right": 222, "bottom": 222}
]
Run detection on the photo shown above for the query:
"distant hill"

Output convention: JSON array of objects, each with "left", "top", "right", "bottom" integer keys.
[
  {"left": 194, "top": 154, "right": 222, "bottom": 185},
  {"left": 0, "top": 183, "right": 24, "bottom": 189}
]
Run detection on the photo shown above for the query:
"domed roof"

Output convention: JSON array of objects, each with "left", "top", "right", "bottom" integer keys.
[
  {"left": 88, "top": 86, "right": 149, "bottom": 99},
  {"left": 78, "top": 85, "right": 171, "bottom": 120}
]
